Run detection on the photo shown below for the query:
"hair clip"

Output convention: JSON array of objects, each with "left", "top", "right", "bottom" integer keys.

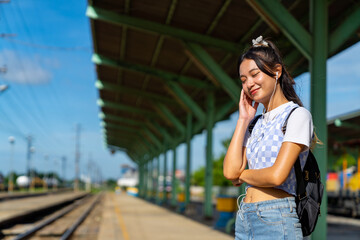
[{"left": 252, "top": 36, "right": 269, "bottom": 47}]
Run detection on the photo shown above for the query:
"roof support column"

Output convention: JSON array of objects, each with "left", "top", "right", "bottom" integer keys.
[
  {"left": 155, "top": 156, "right": 161, "bottom": 205},
  {"left": 143, "top": 162, "right": 148, "bottom": 199},
  {"left": 171, "top": 146, "right": 177, "bottom": 207},
  {"left": 163, "top": 147, "right": 168, "bottom": 204},
  {"left": 146, "top": 160, "right": 153, "bottom": 200},
  {"left": 310, "top": 0, "right": 328, "bottom": 239},
  {"left": 139, "top": 162, "right": 144, "bottom": 198},
  {"left": 185, "top": 113, "right": 192, "bottom": 207},
  {"left": 205, "top": 91, "right": 215, "bottom": 218}
]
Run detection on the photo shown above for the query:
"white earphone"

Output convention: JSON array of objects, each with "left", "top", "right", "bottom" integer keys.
[{"left": 276, "top": 72, "right": 278, "bottom": 80}]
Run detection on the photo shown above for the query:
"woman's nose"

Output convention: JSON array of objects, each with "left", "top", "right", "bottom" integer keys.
[{"left": 246, "top": 78, "right": 254, "bottom": 89}]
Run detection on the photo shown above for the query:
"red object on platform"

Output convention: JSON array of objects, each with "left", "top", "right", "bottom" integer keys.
[{"left": 327, "top": 172, "right": 338, "bottom": 180}]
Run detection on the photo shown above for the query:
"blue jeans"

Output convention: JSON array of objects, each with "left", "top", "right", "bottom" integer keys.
[{"left": 235, "top": 196, "right": 303, "bottom": 240}]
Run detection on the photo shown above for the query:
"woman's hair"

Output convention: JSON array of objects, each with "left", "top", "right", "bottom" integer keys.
[
  {"left": 237, "top": 38, "right": 303, "bottom": 107},
  {"left": 238, "top": 38, "right": 323, "bottom": 148}
]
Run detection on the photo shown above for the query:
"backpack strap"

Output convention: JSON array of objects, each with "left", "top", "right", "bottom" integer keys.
[
  {"left": 248, "top": 115, "right": 262, "bottom": 134},
  {"left": 281, "top": 106, "right": 307, "bottom": 199},
  {"left": 282, "top": 107, "right": 299, "bottom": 134},
  {"left": 294, "top": 156, "right": 306, "bottom": 199}
]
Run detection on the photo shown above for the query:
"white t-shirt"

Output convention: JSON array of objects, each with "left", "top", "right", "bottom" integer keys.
[{"left": 243, "top": 101, "right": 313, "bottom": 151}]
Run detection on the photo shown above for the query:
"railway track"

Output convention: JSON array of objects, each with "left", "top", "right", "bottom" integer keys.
[{"left": 1, "top": 193, "right": 103, "bottom": 240}]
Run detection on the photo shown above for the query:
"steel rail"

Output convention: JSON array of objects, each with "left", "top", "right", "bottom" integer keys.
[
  {"left": 60, "top": 193, "right": 102, "bottom": 240},
  {"left": 13, "top": 194, "right": 93, "bottom": 240}
]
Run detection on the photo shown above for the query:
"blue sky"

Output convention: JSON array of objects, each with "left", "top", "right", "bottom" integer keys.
[{"left": 0, "top": 1, "right": 359, "bottom": 180}]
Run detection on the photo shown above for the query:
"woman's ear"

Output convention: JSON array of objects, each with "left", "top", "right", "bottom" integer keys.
[{"left": 274, "top": 64, "right": 282, "bottom": 78}]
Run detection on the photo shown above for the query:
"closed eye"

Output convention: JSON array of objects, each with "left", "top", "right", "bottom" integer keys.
[{"left": 252, "top": 72, "right": 259, "bottom": 77}]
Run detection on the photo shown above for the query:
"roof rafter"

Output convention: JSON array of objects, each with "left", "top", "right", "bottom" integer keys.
[
  {"left": 247, "top": 0, "right": 312, "bottom": 60},
  {"left": 96, "top": 80, "right": 177, "bottom": 105},
  {"left": 184, "top": 42, "right": 240, "bottom": 103},
  {"left": 97, "top": 99, "right": 160, "bottom": 119},
  {"left": 86, "top": 5, "right": 242, "bottom": 53},
  {"left": 92, "top": 54, "right": 212, "bottom": 89}
]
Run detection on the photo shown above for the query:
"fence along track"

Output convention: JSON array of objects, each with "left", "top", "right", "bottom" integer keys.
[{"left": 11, "top": 193, "right": 102, "bottom": 240}]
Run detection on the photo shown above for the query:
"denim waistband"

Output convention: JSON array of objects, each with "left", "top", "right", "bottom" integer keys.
[{"left": 237, "top": 196, "right": 296, "bottom": 212}]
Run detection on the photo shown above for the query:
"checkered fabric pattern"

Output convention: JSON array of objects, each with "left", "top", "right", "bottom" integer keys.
[{"left": 245, "top": 103, "right": 309, "bottom": 196}]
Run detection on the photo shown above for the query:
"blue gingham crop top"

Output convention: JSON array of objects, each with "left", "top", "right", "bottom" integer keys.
[{"left": 243, "top": 101, "right": 313, "bottom": 196}]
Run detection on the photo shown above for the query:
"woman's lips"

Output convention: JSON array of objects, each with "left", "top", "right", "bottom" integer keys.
[{"left": 250, "top": 88, "right": 260, "bottom": 95}]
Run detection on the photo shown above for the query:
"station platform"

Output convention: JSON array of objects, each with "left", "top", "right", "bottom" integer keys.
[
  {"left": 98, "top": 192, "right": 233, "bottom": 240},
  {"left": 0, "top": 191, "right": 87, "bottom": 228}
]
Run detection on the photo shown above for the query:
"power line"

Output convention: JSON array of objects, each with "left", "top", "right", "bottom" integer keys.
[{"left": 2, "top": 38, "right": 91, "bottom": 52}]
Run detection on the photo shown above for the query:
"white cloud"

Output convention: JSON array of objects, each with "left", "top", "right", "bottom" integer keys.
[{"left": 0, "top": 49, "right": 53, "bottom": 84}]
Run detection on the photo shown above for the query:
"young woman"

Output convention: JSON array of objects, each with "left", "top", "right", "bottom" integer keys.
[{"left": 223, "top": 36, "right": 315, "bottom": 240}]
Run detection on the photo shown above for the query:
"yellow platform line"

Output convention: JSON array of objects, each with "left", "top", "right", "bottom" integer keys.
[{"left": 112, "top": 193, "right": 130, "bottom": 240}]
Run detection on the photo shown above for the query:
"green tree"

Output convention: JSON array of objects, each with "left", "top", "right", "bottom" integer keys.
[
  {"left": 333, "top": 153, "right": 357, "bottom": 171},
  {"left": 191, "top": 138, "right": 233, "bottom": 187}
]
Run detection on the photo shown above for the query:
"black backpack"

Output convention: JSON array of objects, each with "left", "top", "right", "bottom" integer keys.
[{"left": 248, "top": 107, "right": 324, "bottom": 237}]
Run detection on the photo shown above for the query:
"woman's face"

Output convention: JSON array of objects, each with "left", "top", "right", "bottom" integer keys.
[{"left": 239, "top": 59, "right": 276, "bottom": 104}]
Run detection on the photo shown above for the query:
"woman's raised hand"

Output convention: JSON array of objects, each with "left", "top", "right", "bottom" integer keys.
[{"left": 239, "top": 89, "right": 259, "bottom": 121}]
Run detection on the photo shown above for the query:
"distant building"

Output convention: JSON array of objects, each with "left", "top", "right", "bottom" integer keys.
[{"left": 117, "top": 165, "right": 138, "bottom": 188}]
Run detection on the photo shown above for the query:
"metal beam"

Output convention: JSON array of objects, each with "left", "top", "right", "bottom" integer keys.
[
  {"left": 334, "top": 119, "right": 360, "bottom": 130},
  {"left": 99, "top": 112, "right": 144, "bottom": 126},
  {"left": 97, "top": 99, "right": 160, "bottom": 118},
  {"left": 86, "top": 6, "right": 242, "bottom": 53},
  {"left": 135, "top": 0, "right": 178, "bottom": 108},
  {"left": 143, "top": 128, "right": 163, "bottom": 150},
  {"left": 155, "top": 103, "right": 185, "bottom": 134},
  {"left": 185, "top": 42, "right": 240, "bottom": 103},
  {"left": 92, "top": 54, "right": 211, "bottom": 89},
  {"left": 151, "top": 121, "right": 173, "bottom": 143},
  {"left": 329, "top": 5, "right": 360, "bottom": 55},
  {"left": 215, "top": 100, "right": 237, "bottom": 122},
  {"left": 96, "top": 80, "right": 177, "bottom": 105},
  {"left": 107, "top": 133, "right": 157, "bottom": 156},
  {"left": 205, "top": 0, "right": 233, "bottom": 34},
  {"left": 104, "top": 122, "right": 140, "bottom": 133},
  {"left": 145, "top": 121, "right": 163, "bottom": 139},
  {"left": 166, "top": 81, "right": 206, "bottom": 123},
  {"left": 248, "top": 0, "right": 312, "bottom": 60}
]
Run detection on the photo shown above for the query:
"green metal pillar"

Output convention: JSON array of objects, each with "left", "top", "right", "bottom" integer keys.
[
  {"left": 185, "top": 113, "right": 192, "bottom": 207},
  {"left": 139, "top": 163, "right": 144, "bottom": 197},
  {"left": 171, "top": 146, "right": 177, "bottom": 207},
  {"left": 156, "top": 156, "right": 161, "bottom": 204},
  {"left": 163, "top": 150, "right": 168, "bottom": 204},
  {"left": 310, "top": 0, "right": 327, "bottom": 239},
  {"left": 147, "top": 160, "right": 152, "bottom": 200},
  {"left": 204, "top": 91, "right": 214, "bottom": 218},
  {"left": 143, "top": 161, "right": 148, "bottom": 199}
]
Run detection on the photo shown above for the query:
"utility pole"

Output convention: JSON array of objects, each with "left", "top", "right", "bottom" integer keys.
[
  {"left": 74, "top": 124, "right": 81, "bottom": 191},
  {"left": 86, "top": 154, "right": 92, "bottom": 192},
  {"left": 62, "top": 156, "right": 66, "bottom": 188},
  {"left": 8, "top": 136, "right": 15, "bottom": 192},
  {"left": 25, "top": 135, "right": 32, "bottom": 190}
]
